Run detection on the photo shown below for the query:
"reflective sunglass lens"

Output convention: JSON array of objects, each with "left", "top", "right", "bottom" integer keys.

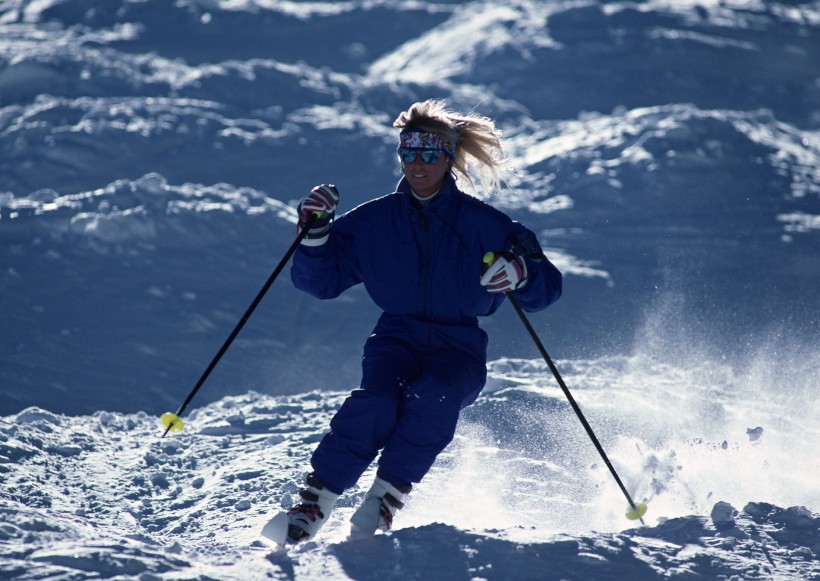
[
  {"left": 421, "top": 150, "right": 441, "bottom": 164},
  {"left": 398, "top": 148, "right": 442, "bottom": 164}
]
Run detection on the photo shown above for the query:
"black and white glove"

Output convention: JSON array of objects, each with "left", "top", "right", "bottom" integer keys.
[
  {"left": 480, "top": 251, "right": 528, "bottom": 293},
  {"left": 298, "top": 184, "right": 339, "bottom": 246}
]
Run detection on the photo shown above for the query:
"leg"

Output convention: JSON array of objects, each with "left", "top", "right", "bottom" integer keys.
[
  {"left": 310, "top": 336, "right": 420, "bottom": 494},
  {"left": 376, "top": 350, "right": 486, "bottom": 488}
]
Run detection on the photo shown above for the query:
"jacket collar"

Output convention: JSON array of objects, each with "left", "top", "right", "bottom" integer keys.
[{"left": 397, "top": 174, "right": 458, "bottom": 210}]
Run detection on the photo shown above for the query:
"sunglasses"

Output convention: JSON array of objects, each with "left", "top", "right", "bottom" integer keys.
[{"left": 397, "top": 148, "right": 445, "bottom": 165}]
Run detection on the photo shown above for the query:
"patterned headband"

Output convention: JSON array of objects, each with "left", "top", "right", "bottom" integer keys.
[{"left": 398, "top": 128, "right": 456, "bottom": 158}]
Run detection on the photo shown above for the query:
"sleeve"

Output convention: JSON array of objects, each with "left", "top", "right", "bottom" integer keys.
[
  {"left": 507, "top": 226, "right": 563, "bottom": 312},
  {"left": 290, "top": 211, "right": 363, "bottom": 300}
]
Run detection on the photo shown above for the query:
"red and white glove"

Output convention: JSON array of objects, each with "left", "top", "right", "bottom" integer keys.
[
  {"left": 480, "top": 252, "right": 528, "bottom": 293},
  {"left": 298, "top": 184, "right": 339, "bottom": 246},
  {"left": 299, "top": 184, "right": 339, "bottom": 221}
]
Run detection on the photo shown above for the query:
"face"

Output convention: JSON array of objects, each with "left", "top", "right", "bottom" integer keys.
[{"left": 400, "top": 149, "right": 451, "bottom": 198}]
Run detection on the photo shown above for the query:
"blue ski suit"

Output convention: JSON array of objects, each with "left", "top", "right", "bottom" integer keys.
[{"left": 291, "top": 175, "right": 562, "bottom": 494}]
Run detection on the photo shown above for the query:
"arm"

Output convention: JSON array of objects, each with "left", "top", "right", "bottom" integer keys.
[
  {"left": 480, "top": 228, "right": 562, "bottom": 312},
  {"left": 290, "top": 185, "right": 363, "bottom": 300},
  {"left": 291, "top": 226, "right": 362, "bottom": 299}
]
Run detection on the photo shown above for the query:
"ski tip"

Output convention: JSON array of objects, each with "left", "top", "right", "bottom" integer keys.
[
  {"left": 261, "top": 512, "right": 290, "bottom": 548},
  {"left": 348, "top": 523, "right": 376, "bottom": 543}
]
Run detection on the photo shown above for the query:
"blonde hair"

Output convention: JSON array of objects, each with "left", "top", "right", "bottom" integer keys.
[{"left": 393, "top": 100, "right": 505, "bottom": 196}]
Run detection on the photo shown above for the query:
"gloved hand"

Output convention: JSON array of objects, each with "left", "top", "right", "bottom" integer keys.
[
  {"left": 480, "top": 251, "right": 528, "bottom": 293},
  {"left": 298, "top": 184, "right": 339, "bottom": 246}
]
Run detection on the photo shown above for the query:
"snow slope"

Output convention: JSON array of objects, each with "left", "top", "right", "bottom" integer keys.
[{"left": 2, "top": 382, "right": 819, "bottom": 579}]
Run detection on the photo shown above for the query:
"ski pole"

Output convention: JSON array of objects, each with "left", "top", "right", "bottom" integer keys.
[
  {"left": 484, "top": 253, "right": 647, "bottom": 524},
  {"left": 160, "top": 214, "right": 318, "bottom": 437}
]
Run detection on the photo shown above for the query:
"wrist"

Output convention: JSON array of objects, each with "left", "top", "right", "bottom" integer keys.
[
  {"left": 300, "top": 222, "right": 331, "bottom": 246},
  {"left": 298, "top": 210, "right": 333, "bottom": 246},
  {"left": 513, "top": 255, "right": 528, "bottom": 289}
]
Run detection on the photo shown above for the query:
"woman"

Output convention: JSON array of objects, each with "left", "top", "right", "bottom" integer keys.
[{"left": 280, "top": 100, "right": 562, "bottom": 543}]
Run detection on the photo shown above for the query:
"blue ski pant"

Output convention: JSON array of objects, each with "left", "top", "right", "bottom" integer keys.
[{"left": 310, "top": 315, "right": 488, "bottom": 494}]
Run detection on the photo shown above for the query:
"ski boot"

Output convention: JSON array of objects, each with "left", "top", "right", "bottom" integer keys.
[
  {"left": 282, "top": 473, "right": 339, "bottom": 544},
  {"left": 349, "top": 477, "right": 411, "bottom": 539}
]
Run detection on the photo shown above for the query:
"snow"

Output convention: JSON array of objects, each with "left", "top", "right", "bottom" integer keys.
[
  {"left": 2, "top": 384, "right": 819, "bottom": 579},
  {"left": 1, "top": 0, "right": 819, "bottom": 579}
]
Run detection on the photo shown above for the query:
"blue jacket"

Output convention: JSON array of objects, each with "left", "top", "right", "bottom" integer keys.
[{"left": 291, "top": 175, "right": 562, "bottom": 361}]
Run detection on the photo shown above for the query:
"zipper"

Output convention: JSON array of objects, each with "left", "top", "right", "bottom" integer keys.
[{"left": 418, "top": 209, "right": 430, "bottom": 317}]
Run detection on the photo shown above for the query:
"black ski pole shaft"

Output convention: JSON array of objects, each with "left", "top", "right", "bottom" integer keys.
[
  {"left": 506, "top": 293, "right": 645, "bottom": 525},
  {"left": 162, "top": 214, "right": 317, "bottom": 437}
]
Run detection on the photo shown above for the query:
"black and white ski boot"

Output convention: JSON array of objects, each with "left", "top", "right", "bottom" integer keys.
[
  {"left": 286, "top": 473, "right": 339, "bottom": 543},
  {"left": 262, "top": 473, "right": 339, "bottom": 546}
]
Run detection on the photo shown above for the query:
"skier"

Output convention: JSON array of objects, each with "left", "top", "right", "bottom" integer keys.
[{"left": 275, "top": 99, "right": 562, "bottom": 543}]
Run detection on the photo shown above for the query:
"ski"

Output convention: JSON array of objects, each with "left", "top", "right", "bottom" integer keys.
[{"left": 261, "top": 512, "right": 290, "bottom": 548}]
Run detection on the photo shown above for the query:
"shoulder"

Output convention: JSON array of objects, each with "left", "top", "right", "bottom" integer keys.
[
  {"left": 340, "top": 191, "right": 402, "bottom": 220},
  {"left": 453, "top": 190, "right": 515, "bottom": 226}
]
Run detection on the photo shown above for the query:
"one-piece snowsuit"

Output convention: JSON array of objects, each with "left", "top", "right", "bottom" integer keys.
[{"left": 291, "top": 174, "right": 562, "bottom": 493}]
